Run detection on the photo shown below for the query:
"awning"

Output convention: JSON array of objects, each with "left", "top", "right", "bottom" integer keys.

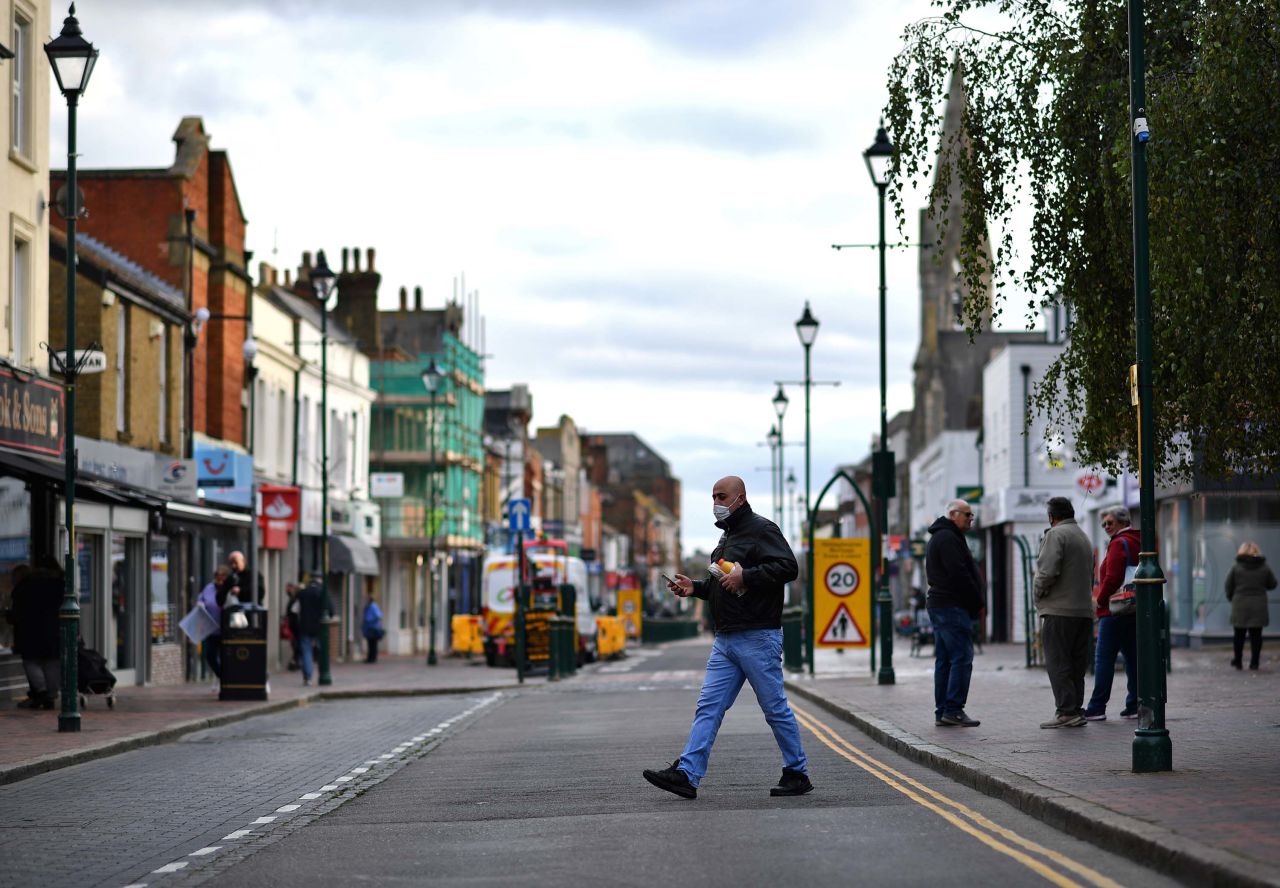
[{"left": 330, "top": 534, "right": 379, "bottom": 575}]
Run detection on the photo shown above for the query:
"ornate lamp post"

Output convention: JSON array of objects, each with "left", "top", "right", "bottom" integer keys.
[
  {"left": 766, "top": 424, "right": 780, "bottom": 523},
  {"left": 310, "top": 252, "right": 336, "bottom": 685},
  {"left": 46, "top": 2, "right": 98, "bottom": 733},
  {"left": 422, "top": 358, "right": 442, "bottom": 666},
  {"left": 772, "top": 385, "right": 789, "bottom": 527},
  {"left": 1127, "top": 0, "right": 1172, "bottom": 773},
  {"left": 864, "top": 123, "right": 896, "bottom": 686},
  {"left": 794, "top": 301, "right": 819, "bottom": 545}
]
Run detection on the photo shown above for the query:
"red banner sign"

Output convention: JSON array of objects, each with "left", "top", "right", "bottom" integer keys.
[{"left": 258, "top": 484, "right": 301, "bottom": 549}]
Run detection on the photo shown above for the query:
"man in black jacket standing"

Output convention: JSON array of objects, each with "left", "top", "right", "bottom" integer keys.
[
  {"left": 926, "top": 500, "right": 985, "bottom": 727},
  {"left": 642, "top": 476, "right": 812, "bottom": 800}
]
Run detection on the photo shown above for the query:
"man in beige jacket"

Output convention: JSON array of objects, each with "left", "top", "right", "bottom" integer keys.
[{"left": 1033, "top": 496, "right": 1096, "bottom": 728}]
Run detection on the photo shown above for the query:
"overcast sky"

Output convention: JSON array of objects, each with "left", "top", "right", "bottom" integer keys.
[{"left": 60, "top": 0, "right": 948, "bottom": 553}]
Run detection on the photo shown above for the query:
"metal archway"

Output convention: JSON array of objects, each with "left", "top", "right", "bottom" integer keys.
[{"left": 805, "top": 470, "right": 877, "bottom": 675}]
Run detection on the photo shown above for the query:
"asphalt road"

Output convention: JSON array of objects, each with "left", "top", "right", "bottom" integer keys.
[{"left": 1, "top": 640, "right": 1181, "bottom": 888}]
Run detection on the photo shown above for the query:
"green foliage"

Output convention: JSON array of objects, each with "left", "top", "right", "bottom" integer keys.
[{"left": 886, "top": 0, "right": 1280, "bottom": 479}]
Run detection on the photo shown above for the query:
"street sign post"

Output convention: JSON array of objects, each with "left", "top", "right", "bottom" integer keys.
[{"left": 813, "top": 538, "right": 871, "bottom": 648}]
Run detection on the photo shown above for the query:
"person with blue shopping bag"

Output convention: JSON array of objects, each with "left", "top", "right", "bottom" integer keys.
[{"left": 361, "top": 592, "right": 385, "bottom": 664}]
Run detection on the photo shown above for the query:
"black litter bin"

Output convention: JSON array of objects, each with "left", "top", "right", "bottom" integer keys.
[{"left": 220, "top": 604, "right": 269, "bottom": 700}]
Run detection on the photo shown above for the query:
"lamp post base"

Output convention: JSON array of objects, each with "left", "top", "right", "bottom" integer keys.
[
  {"left": 1132, "top": 729, "right": 1173, "bottom": 773},
  {"left": 58, "top": 712, "right": 81, "bottom": 733},
  {"left": 427, "top": 650, "right": 438, "bottom": 666}
]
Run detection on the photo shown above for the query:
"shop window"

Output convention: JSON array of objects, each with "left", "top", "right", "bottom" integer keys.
[
  {"left": 150, "top": 538, "right": 175, "bottom": 644},
  {"left": 0, "top": 478, "right": 31, "bottom": 654}
]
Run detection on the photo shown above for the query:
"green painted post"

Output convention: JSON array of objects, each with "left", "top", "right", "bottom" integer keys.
[{"left": 1127, "top": 0, "right": 1172, "bottom": 773}]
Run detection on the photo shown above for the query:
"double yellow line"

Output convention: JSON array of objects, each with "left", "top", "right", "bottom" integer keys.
[{"left": 792, "top": 704, "right": 1123, "bottom": 888}]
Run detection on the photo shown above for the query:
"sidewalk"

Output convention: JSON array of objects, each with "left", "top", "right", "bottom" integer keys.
[
  {"left": 787, "top": 642, "right": 1280, "bottom": 887},
  {"left": 0, "top": 652, "right": 535, "bottom": 786}
]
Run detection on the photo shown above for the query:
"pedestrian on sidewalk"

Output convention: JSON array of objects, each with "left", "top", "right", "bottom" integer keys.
[
  {"left": 926, "top": 500, "right": 985, "bottom": 727},
  {"left": 297, "top": 575, "right": 331, "bottom": 686},
  {"left": 11, "top": 561, "right": 62, "bottom": 709},
  {"left": 1083, "top": 507, "right": 1139, "bottom": 721},
  {"left": 1226, "top": 541, "right": 1275, "bottom": 671},
  {"left": 284, "top": 583, "right": 302, "bottom": 671},
  {"left": 361, "top": 592, "right": 385, "bottom": 664},
  {"left": 643, "top": 475, "right": 812, "bottom": 800},
  {"left": 1033, "top": 497, "right": 1094, "bottom": 729},
  {"left": 199, "top": 565, "right": 233, "bottom": 688}
]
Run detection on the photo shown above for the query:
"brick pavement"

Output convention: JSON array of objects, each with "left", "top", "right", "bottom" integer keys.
[
  {"left": 0, "top": 653, "right": 534, "bottom": 784},
  {"left": 787, "top": 641, "right": 1280, "bottom": 884},
  {"left": 0, "top": 695, "right": 502, "bottom": 888}
]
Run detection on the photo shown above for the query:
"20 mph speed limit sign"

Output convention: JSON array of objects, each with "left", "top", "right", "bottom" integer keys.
[
  {"left": 813, "top": 539, "right": 871, "bottom": 648},
  {"left": 823, "top": 562, "right": 860, "bottom": 597}
]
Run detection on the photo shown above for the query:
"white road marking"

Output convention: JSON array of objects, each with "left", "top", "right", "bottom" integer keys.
[
  {"left": 252, "top": 816, "right": 276, "bottom": 824},
  {"left": 222, "top": 830, "right": 252, "bottom": 841},
  {"left": 189, "top": 847, "right": 222, "bottom": 856},
  {"left": 351, "top": 767, "right": 369, "bottom": 773},
  {"left": 320, "top": 784, "right": 339, "bottom": 791},
  {"left": 276, "top": 804, "right": 301, "bottom": 812},
  {"left": 336, "top": 775, "right": 354, "bottom": 782},
  {"left": 153, "top": 862, "right": 188, "bottom": 873},
  {"left": 299, "top": 792, "right": 322, "bottom": 800},
  {"left": 379, "top": 753, "right": 394, "bottom": 759}
]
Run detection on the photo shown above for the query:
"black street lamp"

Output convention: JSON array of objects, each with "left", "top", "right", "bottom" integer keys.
[
  {"left": 422, "top": 358, "right": 443, "bottom": 667},
  {"left": 46, "top": 2, "right": 98, "bottom": 734},
  {"left": 1126, "top": 0, "right": 1172, "bottom": 773},
  {"left": 794, "top": 300, "right": 819, "bottom": 580},
  {"left": 310, "top": 251, "right": 337, "bottom": 686},
  {"left": 766, "top": 424, "right": 780, "bottom": 525},
  {"left": 786, "top": 469, "right": 797, "bottom": 543},
  {"left": 772, "top": 385, "right": 789, "bottom": 527},
  {"left": 864, "top": 122, "right": 895, "bottom": 686}
]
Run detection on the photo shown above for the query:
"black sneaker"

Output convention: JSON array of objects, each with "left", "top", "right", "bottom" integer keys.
[
  {"left": 1082, "top": 709, "right": 1106, "bottom": 721},
  {"left": 938, "top": 711, "right": 981, "bottom": 727},
  {"left": 643, "top": 760, "right": 696, "bottom": 799},
  {"left": 1119, "top": 707, "right": 1138, "bottom": 719},
  {"left": 770, "top": 768, "right": 814, "bottom": 797}
]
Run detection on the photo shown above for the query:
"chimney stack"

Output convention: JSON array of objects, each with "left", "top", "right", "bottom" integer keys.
[
  {"left": 341, "top": 248, "right": 349, "bottom": 272},
  {"left": 399, "top": 286, "right": 408, "bottom": 311},
  {"left": 414, "top": 286, "right": 423, "bottom": 311},
  {"left": 367, "top": 248, "right": 376, "bottom": 271}
]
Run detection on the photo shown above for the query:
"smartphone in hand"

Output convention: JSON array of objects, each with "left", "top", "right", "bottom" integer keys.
[{"left": 661, "top": 573, "right": 677, "bottom": 587}]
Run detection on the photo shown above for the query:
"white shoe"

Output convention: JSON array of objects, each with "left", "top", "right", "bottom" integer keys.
[{"left": 213, "top": 682, "right": 220, "bottom": 695}]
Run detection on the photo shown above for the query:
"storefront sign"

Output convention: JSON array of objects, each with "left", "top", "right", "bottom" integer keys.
[
  {"left": 0, "top": 369, "right": 63, "bottom": 457},
  {"left": 258, "top": 484, "right": 300, "bottom": 549},
  {"left": 79, "top": 438, "right": 154, "bottom": 487},
  {"left": 155, "top": 457, "right": 198, "bottom": 502},
  {"left": 195, "top": 444, "right": 253, "bottom": 508},
  {"left": 370, "top": 472, "right": 404, "bottom": 498}
]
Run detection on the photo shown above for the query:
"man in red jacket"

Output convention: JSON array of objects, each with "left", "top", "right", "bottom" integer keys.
[{"left": 1083, "top": 507, "right": 1141, "bottom": 720}]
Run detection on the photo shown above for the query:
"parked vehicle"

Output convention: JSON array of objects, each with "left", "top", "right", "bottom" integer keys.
[{"left": 481, "top": 539, "right": 598, "bottom": 667}]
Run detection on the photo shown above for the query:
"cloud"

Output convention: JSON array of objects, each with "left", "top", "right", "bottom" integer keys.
[{"left": 618, "top": 107, "right": 816, "bottom": 155}]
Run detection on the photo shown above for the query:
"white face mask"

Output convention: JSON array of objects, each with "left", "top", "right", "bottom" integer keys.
[{"left": 713, "top": 494, "right": 741, "bottom": 521}]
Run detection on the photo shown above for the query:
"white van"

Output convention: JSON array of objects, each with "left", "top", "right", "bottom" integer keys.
[{"left": 481, "top": 542, "right": 597, "bottom": 667}]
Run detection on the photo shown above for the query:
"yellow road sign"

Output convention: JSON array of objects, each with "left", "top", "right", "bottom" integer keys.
[{"left": 813, "top": 538, "right": 871, "bottom": 648}]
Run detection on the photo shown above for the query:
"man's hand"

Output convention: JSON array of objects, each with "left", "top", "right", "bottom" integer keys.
[
  {"left": 719, "top": 564, "right": 744, "bottom": 595},
  {"left": 669, "top": 574, "right": 694, "bottom": 598}
]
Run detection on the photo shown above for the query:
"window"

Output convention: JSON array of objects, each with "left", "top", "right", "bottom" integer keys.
[
  {"left": 299, "top": 394, "right": 310, "bottom": 484},
  {"left": 158, "top": 327, "right": 168, "bottom": 443},
  {"left": 116, "top": 305, "right": 128, "bottom": 433},
  {"left": 277, "top": 387, "right": 289, "bottom": 478},
  {"left": 10, "top": 11, "right": 31, "bottom": 157},
  {"left": 10, "top": 236, "right": 28, "bottom": 363}
]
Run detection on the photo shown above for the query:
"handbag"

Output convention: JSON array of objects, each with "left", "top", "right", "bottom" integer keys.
[{"left": 1108, "top": 537, "right": 1138, "bottom": 617}]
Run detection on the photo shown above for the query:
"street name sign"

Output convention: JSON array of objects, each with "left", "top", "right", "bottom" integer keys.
[
  {"left": 49, "top": 349, "right": 107, "bottom": 376},
  {"left": 813, "top": 538, "right": 871, "bottom": 648}
]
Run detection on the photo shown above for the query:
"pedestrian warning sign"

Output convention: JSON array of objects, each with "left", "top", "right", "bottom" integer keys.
[
  {"left": 819, "top": 603, "right": 865, "bottom": 644},
  {"left": 813, "top": 538, "right": 871, "bottom": 648}
]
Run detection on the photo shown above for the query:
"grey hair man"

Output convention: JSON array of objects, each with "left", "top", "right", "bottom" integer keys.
[
  {"left": 1033, "top": 496, "right": 1095, "bottom": 728},
  {"left": 925, "top": 500, "right": 985, "bottom": 728},
  {"left": 1083, "top": 506, "right": 1141, "bottom": 720}
]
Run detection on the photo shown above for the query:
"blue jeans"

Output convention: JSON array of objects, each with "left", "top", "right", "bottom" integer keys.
[
  {"left": 929, "top": 607, "right": 974, "bottom": 718},
  {"left": 1086, "top": 614, "right": 1136, "bottom": 714},
  {"left": 299, "top": 634, "right": 317, "bottom": 681},
  {"left": 677, "top": 629, "right": 807, "bottom": 787}
]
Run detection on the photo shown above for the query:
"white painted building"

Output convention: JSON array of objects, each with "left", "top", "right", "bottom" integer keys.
[{"left": 909, "top": 430, "right": 981, "bottom": 537}]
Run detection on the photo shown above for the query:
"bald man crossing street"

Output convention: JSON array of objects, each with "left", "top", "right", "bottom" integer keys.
[{"left": 642, "top": 476, "right": 812, "bottom": 800}]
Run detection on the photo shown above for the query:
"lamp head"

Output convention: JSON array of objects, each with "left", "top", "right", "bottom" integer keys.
[
  {"left": 772, "top": 384, "right": 789, "bottom": 420},
  {"left": 191, "top": 306, "right": 211, "bottom": 336},
  {"left": 421, "top": 358, "right": 442, "bottom": 394},
  {"left": 311, "top": 249, "right": 337, "bottom": 308},
  {"left": 242, "top": 335, "right": 258, "bottom": 363},
  {"left": 766, "top": 424, "right": 780, "bottom": 448},
  {"left": 863, "top": 122, "right": 894, "bottom": 188},
  {"left": 795, "top": 301, "right": 819, "bottom": 347},
  {"left": 45, "top": 4, "right": 98, "bottom": 97}
]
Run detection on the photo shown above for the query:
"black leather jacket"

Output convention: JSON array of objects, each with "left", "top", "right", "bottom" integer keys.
[{"left": 692, "top": 504, "right": 798, "bottom": 632}]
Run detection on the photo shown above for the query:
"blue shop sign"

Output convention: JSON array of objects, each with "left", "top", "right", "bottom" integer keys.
[{"left": 195, "top": 445, "right": 253, "bottom": 508}]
